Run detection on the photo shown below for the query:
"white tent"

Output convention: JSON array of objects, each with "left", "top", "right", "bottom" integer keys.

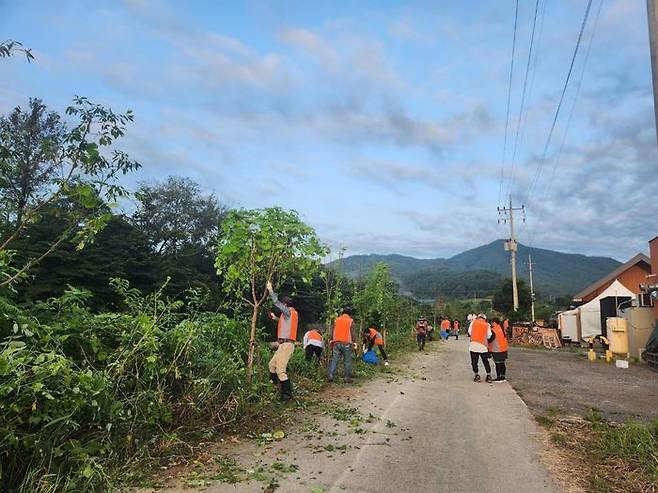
[
  {"left": 578, "top": 279, "right": 635, "bottom": 340},
  {"left": 558, "top": 308, "right": 580, "bottom": 341}
]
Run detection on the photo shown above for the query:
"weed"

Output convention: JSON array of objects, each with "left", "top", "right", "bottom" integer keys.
[
  {"left": 212, "top": 457, "right": 244, "bottom": 483},
  {"left": 589, "top": 475, "right": 609, "bottom": 492},
  {"left": 598, "top": 420, "right": 658, "bottom": 479},
  {"left": 584, "top": 408, "right": 607, "bottom": 429},
  {"left": 534, "top": 415, "right": 554, "bottom": 428},
  {"left": 550, "top": 432, "right": 567, "bottom": 446},
  {"left": 270, "top": 461, "right": 299, "bottom": 474},
  {"left": 545, "top": 407, "right": 564, "bottom": 417}
]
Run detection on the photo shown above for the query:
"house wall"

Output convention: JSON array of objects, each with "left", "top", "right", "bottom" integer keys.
[
  {"left": 580, "top": 263, "right": 651, "bottom": 303},
  {"left": 650, "top": 237, "right": 658, "bottom": 320}
]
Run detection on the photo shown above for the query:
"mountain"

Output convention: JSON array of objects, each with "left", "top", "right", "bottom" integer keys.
[{"left": 330, "top": 240, "right": 622, "bottom": 299}]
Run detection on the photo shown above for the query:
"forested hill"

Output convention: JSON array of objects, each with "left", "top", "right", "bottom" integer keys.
[{"left": 330, "top": 239, "right": 621, "bottom": 298}]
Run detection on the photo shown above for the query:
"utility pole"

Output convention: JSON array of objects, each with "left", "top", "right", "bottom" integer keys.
[
  {"left": 647, "top": 0, "right": 658, "bottom": 147},
  {"left": 498, "top": 195, "right": 525, "bottom": 311},
  {"left": 528, "top": 254, "right": 536, "bottom": 323}
]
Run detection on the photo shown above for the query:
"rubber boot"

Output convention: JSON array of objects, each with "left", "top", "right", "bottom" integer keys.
[
  {"left": 270, "top": 372, "right": 279, "bottom": 385},
  {"left": 280, "top": 379, "right": 293, "bottom": 401}
]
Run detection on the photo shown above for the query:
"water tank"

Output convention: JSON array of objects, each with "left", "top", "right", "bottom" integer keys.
[{"left": 607, "top": 317, "right": 629, "bottom": 356}]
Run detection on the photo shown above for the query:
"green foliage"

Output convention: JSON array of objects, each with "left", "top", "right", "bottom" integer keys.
[
  {"left": 403, "top": 268, "right": 503, "bottom": 300},
  {"left": 0, "top": 97, "right": 140, "bottom": 289},
  {"left": 215, "top": 206, "right": 328, "bottom": 381},
  {"left": 0, "top": 282, "right": 252, "bottom": 492},
  {"left": 353, "top": 263, "right": 396, "bottom": 327},
  {"left": 492, "top": 278, "right": 532, "bottom": 320},
  {"left": 133, "top": 176, "right": 226, "bottom": 256},
  {"left": 597, "top": 420, "right": 658, "bottom": 479},
  {"left": 10, "top": 214, "right": 158, "bottom": 309},
  {"left": 215, "top": 207, "right": 328, "bottom": 307},
  {"left": 332, "top": 240, "right": 622, "bottom": 298}
]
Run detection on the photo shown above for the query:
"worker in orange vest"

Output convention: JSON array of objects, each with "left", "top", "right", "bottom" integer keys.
[
  {"left": 328, "top": 306, "right": 358, "bottom": 382},
  {"left": 266, "top": 281, "right": 298, "bottom": 401},
  {"left": 452, "top": 319, "right": 460, "bottom": 340},
  {"left": 468, "top": 313, "right": 494, "bottom": 383},
  {"left": 489, "top": 318, "right": 509, "bottom": 382},
  {"left": 303, "top": 326, "right": 324, "bottom": 364},
  {"left": 363, "top": 327, "right": 389, "bottom": 365},
  {"left": 415, "top": 318, "right": 428, "bottom": 351},
  {"left": 440, "top": 318, "right": 451, "bottom": 342}
]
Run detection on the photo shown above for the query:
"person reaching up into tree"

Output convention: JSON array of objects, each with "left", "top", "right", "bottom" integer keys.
[
  {"left": 363, "top": 326, "right": 389, "bottom": 366},
  {"left": 266, "top": 281, "right": 297, "bottom": 401}
]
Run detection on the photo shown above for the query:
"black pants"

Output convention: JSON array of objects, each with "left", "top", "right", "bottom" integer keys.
[
  {"left": 305, "top": 345, "right": 322, "bottom": 362},
  {"left": 417, "top": 334, "right": 426, "bottom": 350},
  {"left": 492, "top": 351, "right": 507, "bottom": 378},
  {"left": 470, "top": 351, "right": 491, "bottom": 374}
]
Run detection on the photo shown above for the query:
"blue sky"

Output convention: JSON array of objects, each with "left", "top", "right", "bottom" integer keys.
[{"left": 1, "top": 0, "right": 656, "bottom": 261}]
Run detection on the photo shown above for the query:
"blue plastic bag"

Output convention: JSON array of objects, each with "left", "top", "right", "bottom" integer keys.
[{"left": 362, "top": 349, "right": 379, "bottom": 364}]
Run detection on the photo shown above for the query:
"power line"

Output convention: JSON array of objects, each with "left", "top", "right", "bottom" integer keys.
[
  {"left": 524, "top": 0, "right": 602, "bottom": 255},
  {"left": 543, "top": 0, "right": 603, "bottom": 196},
  {"left": 498, "top": 0, "right": 520, "bottom": 206},
  {"left": 506, "top": 0, "right": 542, "bottom": 198},
  {"left": 525, "top": 0, "right": 594, "bottom": 205}
]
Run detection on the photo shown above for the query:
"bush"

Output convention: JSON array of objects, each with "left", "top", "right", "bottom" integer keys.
[{"left": 0, "top": 282, "right": 253, "bottom": 492}]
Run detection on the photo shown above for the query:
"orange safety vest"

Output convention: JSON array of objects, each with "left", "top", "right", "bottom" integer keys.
[
  {"left": 454, "top": 321, "right": 460, "bottom": 330},
  {"left": 441, "top": 319, "right": 451, "bottom": 330},
  {"left": 307, "top": 330, "right": 322, "bottom": 342},
  {"left": 470, "top": 319, "right": 489, "bottom": 345},
  {"left": 277, "top": 307, "right": 298, "bottom": 340},
  {"left": 333, "top": 314, "right": 353, "bottom": 343},
  {"left": 367, "top": 328, "right": 384, "bottom": 345},
  {"left": 489, "top": 323, "right": 509, "bottom": 353}
]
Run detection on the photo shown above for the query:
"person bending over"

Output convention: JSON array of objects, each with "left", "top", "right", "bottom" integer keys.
[{"left": 363, "top": 326, "right": 389, "bottom": 366}]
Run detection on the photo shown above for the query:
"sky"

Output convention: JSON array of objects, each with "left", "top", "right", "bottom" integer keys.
[{"left": 1, "top": 0, "right": 656, "bottom": 261}]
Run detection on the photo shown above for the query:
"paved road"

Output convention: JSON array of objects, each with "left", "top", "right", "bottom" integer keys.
[{"left": 138, "top": 339, "right": 560, "bottom": 493}]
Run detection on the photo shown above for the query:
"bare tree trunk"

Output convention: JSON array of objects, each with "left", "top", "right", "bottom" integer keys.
[{"left": 247, "top": 304, "right": 258, "bottom": 384}]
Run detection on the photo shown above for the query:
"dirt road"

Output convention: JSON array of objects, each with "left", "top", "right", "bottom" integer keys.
[
  {"left": 138, "top": 340, "right": 560, "bottom": 493},
  {"left": 509, "top": 346, "right": 658, "bottom": 422}
]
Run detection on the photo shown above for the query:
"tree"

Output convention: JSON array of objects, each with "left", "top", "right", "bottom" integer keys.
[
  {"left": 0, "top": 40, "right": 33, "bottom": 62},
  {"left": 353, "top": 263, "right": 396, "bottom": 336},
  {"left": 0, "top": 97, "right": 140, "bottom": 289},
  {"left": 0, "top": 98, "right": 66, "bottom": 227},
  {"left": 11, "top": 212, "right": 158, "bottom": 309},
  {"left": 320, "top": 248, "right": 347, "bottom": 330},
  {"left": 132, "top": 176, "right": 227, "bottom": 305},
  {"left": 492, "top": 278, "right": 532, "bottom": 321},
  {"left": 214, "top": 207, "right": 327, "bottom": 382},
  {"left": 133, "top": 176, "right": 226, "bottom": 256}
]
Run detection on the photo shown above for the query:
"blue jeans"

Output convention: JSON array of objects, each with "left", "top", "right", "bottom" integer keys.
[{"left": 328, "top": 342, "right": 353, "bottom": 380}]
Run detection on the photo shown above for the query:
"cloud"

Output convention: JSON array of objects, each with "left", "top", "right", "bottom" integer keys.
[
  {"left": 388, "top": 19, "right": 420, "bottom": 41},
  {"left": 5, "top": 0, "right": 656, "bottom": 262}
]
